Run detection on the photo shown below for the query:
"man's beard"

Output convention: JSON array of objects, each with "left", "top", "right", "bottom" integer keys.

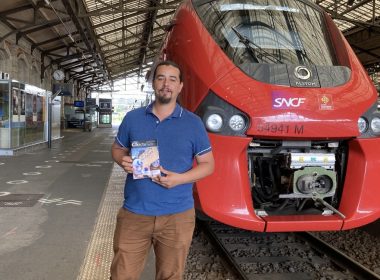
[{"left": 155, "top": 92, "right": 172, "bottom": 104}]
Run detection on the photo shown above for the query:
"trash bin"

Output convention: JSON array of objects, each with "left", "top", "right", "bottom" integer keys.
[{"left": 84, "top": 121, "right": 92, "bottom": 132}]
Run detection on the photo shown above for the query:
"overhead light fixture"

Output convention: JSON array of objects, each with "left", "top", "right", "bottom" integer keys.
[{"left": 68, "top": 34, "right": 75, "bottom": 43}]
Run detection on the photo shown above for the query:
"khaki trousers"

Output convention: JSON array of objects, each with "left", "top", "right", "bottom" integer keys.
[{"left": 110, "top": 208, "right": 195, "bottom": 280}]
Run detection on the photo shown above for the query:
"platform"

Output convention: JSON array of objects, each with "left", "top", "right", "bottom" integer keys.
[{"left": 0, "top": 127, "right": 155, "bottom": 279}]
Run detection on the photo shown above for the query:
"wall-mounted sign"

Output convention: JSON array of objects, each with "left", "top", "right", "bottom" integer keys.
[
  {"left": 74, "top": 100, "right": 84, "bottom": 107},
  {"left": 53, "top": 83, "right": 74, "bottom": 96},
  {"left": 99, "top": 98, "right": 112, "bottom": 111}
]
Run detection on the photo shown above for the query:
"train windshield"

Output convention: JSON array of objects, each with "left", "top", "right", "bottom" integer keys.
[{"left": 193, "top": 0, "right": 336, "bottom": 68}]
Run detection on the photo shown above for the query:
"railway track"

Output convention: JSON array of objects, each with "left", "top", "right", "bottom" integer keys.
[{"left": 199, "top": 220, "right": 380, "bottom": 280}]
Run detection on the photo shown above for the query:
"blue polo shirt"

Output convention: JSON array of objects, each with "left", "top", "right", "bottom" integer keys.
[{"left": 115, "top": 102, "right": 212, "bottom": 216}]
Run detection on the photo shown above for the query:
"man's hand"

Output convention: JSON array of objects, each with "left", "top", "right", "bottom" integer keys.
[
  {"left": 111, "top": 142, "right": 132, "bottom": 174},
  {"left": 151, "top": 166, "right": 183, "bottom": 188},
  {"left": 120, "top": 155, "right": 133, "bottom": 174},
  {"left": 152, "top": 151, "right": 214, "bottom": 188}
]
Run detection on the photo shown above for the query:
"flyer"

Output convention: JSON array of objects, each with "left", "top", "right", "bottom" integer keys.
[{"left": 131, "top": 140, "right": 160, "bottom": 179}]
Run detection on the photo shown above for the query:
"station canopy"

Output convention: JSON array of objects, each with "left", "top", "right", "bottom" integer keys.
[{"left": 0, "top": 0, "right": 379, "bottom": 91}]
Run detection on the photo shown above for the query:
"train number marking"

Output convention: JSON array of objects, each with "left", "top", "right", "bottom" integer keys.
[
  {"left": 294, "top": 125, "right": 304, "bottom": 134},
  {"left": 257, "top": 124, "right": 304, "bottom": 134}
]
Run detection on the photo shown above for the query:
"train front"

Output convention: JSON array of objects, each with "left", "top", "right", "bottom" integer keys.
[{"left": 168, "top": 0, "right": 380, "bottom": 231}]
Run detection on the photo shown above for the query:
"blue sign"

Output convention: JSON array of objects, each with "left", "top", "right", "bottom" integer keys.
[{"left": 74, "top": 100, "right": 84, "bottom": 107}]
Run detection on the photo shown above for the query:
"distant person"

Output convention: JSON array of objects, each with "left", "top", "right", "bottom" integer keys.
[{"left": 110, "top": 60, "right": 214, "bottom": 280}]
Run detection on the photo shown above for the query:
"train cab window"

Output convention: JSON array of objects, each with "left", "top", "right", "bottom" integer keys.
[{"left": 193, "top": 0, "right": 339, "bottom": 81}]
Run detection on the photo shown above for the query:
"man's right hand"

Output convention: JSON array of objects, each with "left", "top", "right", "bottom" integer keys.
[
  {"left": 121, "top": 155, "right": 133, "bottom": 173},
  {"left": 111, "top": 142, "right": 132, "bottom": 173}
]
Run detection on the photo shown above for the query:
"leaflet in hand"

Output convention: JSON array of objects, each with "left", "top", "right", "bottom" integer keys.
[{"left": 131, "top": 140, "right": 160, "bottom": 179}]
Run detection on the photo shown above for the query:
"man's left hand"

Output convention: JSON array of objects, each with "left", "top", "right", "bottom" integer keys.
[{"left": 151, "top": 166, "right": 182, "bottom": 188}]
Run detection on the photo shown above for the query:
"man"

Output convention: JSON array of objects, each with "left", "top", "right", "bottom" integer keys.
[{"left": 110, "top": 60, "right": 215, "bottom": 280}]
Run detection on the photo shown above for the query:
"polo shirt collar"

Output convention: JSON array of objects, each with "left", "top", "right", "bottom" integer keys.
[{"left": 146, "top": 102, "right": 183, "bottom": 119}]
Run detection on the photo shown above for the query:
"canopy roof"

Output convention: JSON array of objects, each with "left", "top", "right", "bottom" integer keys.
[{"left": 0, "top": 0, "right": 379, "bottom": 91}]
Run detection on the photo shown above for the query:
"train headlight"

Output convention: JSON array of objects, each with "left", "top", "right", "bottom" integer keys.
[
  {"left": 358, "top": 102, "right": 380, "bottom": 138},
  {"left": 358, "top": 117, "right": 368, "bottom": 134},
  {"left": 370, "top": 117, "right": 380, "bottom": 134},
  {"left": 229, "top": 114, "right": 246, "bottom": 131},
  {"left": 206, "top": 113, "right": 223, "bottom": 132},
  {"left": 195, "top": 91, "right": 250, "bottom": 136}
]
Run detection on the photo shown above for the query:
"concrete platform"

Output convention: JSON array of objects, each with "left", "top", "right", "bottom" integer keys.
[
  {"left": 77, "top": 158, "right": 156, "bottom": 280},
  {"left": 0, "top": 127, "right": 155, "bottom": 280}
]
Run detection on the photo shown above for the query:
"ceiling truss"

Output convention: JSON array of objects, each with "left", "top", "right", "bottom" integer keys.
[{"left": 0, "top": 0, "right": 379, "bottom": 92}]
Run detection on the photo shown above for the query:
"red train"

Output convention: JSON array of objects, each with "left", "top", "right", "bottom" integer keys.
[{"left": 157, "top": 0, "right": 380, "bottom": 231}]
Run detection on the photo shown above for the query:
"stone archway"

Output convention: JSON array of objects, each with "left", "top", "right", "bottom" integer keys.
[
  {"left": 17, "top": 52, "right": 30, "bottom": 83},
  {"left": 0, "top": 45, "right": 11, "bottom": 77},
  {"left": 31, "top": 61, "right": 40, "bottom": 86}
]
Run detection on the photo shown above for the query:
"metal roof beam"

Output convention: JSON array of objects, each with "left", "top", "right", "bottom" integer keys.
[
  {"left": 61, "top": 57, "right": 95, "bottom": 69},
  {"left": 111, "top": 64, "right": 152, "bottom": 80},
  {"left": 324, "top": 7, "right": 380, "bottom": 28},
  {"left": 21, "top": 18, "right": 72, "bottom": 34},
  {"left": 78, "top": 0, "right": 127, "bottom": 17},
  {"left": 70, "top": 71, "right": 95, "bottom": 79},
  {"left": 95, "top": 11, "right": 174, "bottom": 37},
  {"left": 69, "top": 0, "right": 111, "bottom": 85},
  {"left": 0, "top": 13, "right": 44, "bottom": 54},
  {"left": 3, "top": 17, "right": 35, "bottom": 25},
  {"left": 138, "top": 0, "right": 158, "bottom": 74},
  {"left": 0, "top": 30, "right": 18, "bottom": 44},
  {"left": 46, "top": 45, "right": 75, "bottom": 55},
  {"left": 53, "top": 52, "right": 89, "bottom": 63},
  {"left": 98, "top": 27, "right": 163, "bottom": 49},
  {"left": 81, "top": 76, "right": 105, "bottom": 86},
  {"left": 102, "top": 38, "right": 162, "bottom": 60},
  {"left": 61, "top": 0, "right": 108, "bottom": 80},
  {"left": 109, "top": 54, "right": 155, "bottom": 71},
  {"left": 32, "top": 31, "right": 80, "bottom": 47},
  {"left": 0, "top": 4, "right": 34, "bottom": 17},
  {"left": 351, "top": 44, "right": 380, "bottom": 60},
  {"left": 340, "top": 0, "right": 373, "bottom": 15},
  {"left": 78, "top": 0, "right": 180, "bottom": 17},
  {"left": 108, "top": 55, "right": 149, "bottom": 67},
  {"left": 92, "top": 10, "right": 147, "bottom": 29}
]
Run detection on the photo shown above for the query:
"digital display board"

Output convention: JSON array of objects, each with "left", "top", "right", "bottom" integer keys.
[
  {"left": 74, "top": 100, "right": 84, "bottom": 107},
  {"left": 53, "top": 83, "right": 73, "bottom": 96}
]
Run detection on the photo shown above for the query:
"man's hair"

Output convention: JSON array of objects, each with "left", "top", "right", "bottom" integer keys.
[{"left": 153, "top": 60, "right": 183, "bottom": 82}]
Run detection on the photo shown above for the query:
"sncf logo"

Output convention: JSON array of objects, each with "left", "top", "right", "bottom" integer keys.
[
  {"left": 273, "top": 97, "right": 306, "bottom": 108},
  {"left": 271, "top": 91, "right": 306, "bottom": 109}
]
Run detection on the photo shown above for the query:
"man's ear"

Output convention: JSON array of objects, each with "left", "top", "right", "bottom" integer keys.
[{"left": 152, "top": 82, "right": 157, "bottom": 92}]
